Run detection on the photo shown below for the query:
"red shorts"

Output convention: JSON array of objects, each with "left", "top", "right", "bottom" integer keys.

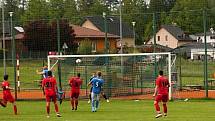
[
  {"left": 155, "top": 94, "right": 168, "bottom": 102},
  {"left": 3, "top": 94, "right": 15, "bottom": 104},
  {"left": 71, "top": 92, "right": 80, "bottom": 99},
  {"left": 45, "top": 93, "right": 57, "bottom": 102}
]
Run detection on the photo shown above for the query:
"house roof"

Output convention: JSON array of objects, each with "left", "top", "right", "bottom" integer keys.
[
  {"left": 161, "top": 25, "right": 194, "bottom": 41},
  {"left": 196, "top": 32, "right": 215, "bottom": 36},
  {"left": 83, "top": 16, "right": 133, "bottom": 38},
  {"left": 1, "top": 33, "right": 24, "bottom": 41},
  {"left": 71, "top": 25, "right": 119, "bottom": 38},
  {"left": 171, "top": 42, "right": 215, "bottom": 53}
]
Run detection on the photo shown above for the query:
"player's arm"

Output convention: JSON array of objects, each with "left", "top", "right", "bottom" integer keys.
[
  {"left": 5, "top": 85, "right": 14, "bottom": 90},
  {"left": 153, "top": 78, "right": 159, "bottom": 97},
  {"left": 87, "top": 80, "right": 92, "bottom": 87},
  {"left": 153, "top": 85, "right": 158, "bottom": 97}
]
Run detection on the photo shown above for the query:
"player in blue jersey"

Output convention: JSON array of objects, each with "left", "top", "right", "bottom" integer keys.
[
  {"left": 88, "top": 72, "right": 109, "bottom": 103},
  {"left": 37, "top": 65, "right": 49, "bottom": 78},
  {"left": 88, "top": 71, "right": 104, "bottom": 112}
]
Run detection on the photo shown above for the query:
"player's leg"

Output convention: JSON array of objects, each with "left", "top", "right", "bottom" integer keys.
[
  {"left": 12, "top": 102, "right": 17, "bottom": 115},
  {"left": 88, "top": 87, "right": 93, "bottom": 103},
  {"left": 91, "top": 92, "right": 96, "bottom": 112},
  {"left": 154, "top": 95, "right": 162, "bottom": 118},
  {"left": 162, "top": 95, "right": 168, "bottom": 116},
  {"left": 8, "top": 95, "right": 17, "bottom": 115},
  {"left": 53, "top": 96, "right": 61, "bottom": 117},
  {"left": 46, "top": 101, "right": 51, "bottom": 118},
  {"left": 102, "top": 92, "right": 109, "bottom": 102},
  {"left": 0, "top": 100, "right": 6, "bottom": 107},
  {"left": 71, "top": 93, "right": 75, "bottom": 110},
  {"left": 74, "top": 93, "right": 79, "bottom": 110},
  {"left": 95, "top": 94, "right": 100, "bottom": 111}
]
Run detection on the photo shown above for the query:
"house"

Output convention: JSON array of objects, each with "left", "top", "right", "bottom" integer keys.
[
  {"left": 147, "top": 25, "right": 195, "bottom": 49},
  {"left": 71, "top": 25, "right": 119, "bottom": 53},
  {"left": 81, "top": 16, "right": 134, "bottom": 48},
  {"left": 172, "top": 43, "right": 215, "bottom": 60},
  {"left": 196, "top": 31, "right": 215, "bottom": 47},
  {"left": 0, "top": 26, "right": 26, "bottom": 58}
]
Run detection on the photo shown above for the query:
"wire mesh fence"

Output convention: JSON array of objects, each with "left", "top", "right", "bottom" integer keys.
[{"left": 0, "top": 0, "right": 215, "bottom": 100}]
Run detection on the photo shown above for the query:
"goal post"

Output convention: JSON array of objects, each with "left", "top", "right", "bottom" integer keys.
[{"left": 47, "top": 52, "right": 173, "bottom": 99}]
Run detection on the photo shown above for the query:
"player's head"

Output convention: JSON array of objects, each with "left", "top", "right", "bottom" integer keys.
[
  {"left": 4, "top": 75, "right": 8, "bottom": 81},
  {"left": 77, "top": 73, "right": 81, "bottom": 77},
  {"left": 43, "top": 65, "right": 48, "bottom": 69},
  {"left": 159, "top": 70, "right": 163, "bottom": 76},
  {"left": 97, "top": 71, "right": 102, "bottom": 77},
  {"left": 48, "top": 71, "right": 52, "bottom": 77}
]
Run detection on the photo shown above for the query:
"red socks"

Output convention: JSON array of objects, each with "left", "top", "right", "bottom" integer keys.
[
  {"left": 46, "top": 106, "right": 50, "bottom": 115},
  {"left": 154, "top": 102, "right": 160, "bottom": 112},
  {"left": 54, "top": 104, "right": 59, "bottom": 113},
  {"left": 163, "top": 104, "right": 167, "bottom": 113},
  {"left": 75, "top": 100, "right": 78, "bottom": 109},
  {"left": 13, "top": 105, "right": 17, "bottom": 115},
  {"left": 71, "top": 99, "right": 74, "bottom": 109}
]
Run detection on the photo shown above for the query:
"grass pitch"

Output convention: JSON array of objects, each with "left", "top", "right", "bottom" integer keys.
[{"left": 0, "top": 99, "right": 215, "bottom": 121}]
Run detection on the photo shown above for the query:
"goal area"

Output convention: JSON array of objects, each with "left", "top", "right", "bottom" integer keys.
[{"left": 48, "top": 53, "right": 173, "bottom": 99}]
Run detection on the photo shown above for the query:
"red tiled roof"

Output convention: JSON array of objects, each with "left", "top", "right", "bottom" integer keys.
[
  {"left": 2, "top": 33, "right": 24, "bottom": 41},
  {"left": 71, "top": 25, "right": 119, "bottom": 38}
]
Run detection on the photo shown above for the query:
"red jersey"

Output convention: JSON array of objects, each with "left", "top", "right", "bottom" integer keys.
[
  {"left": 69, "top": 77, "right": 82, "bottom": 93},
  {"left": 156, "top": 76, "right": 169, "bottom": 95},
  {"left": 1, "top": 81, "right": 12, "bottom": 95},
  {"left": 42, "top": 77, "right": 57, "bottom": 95}
]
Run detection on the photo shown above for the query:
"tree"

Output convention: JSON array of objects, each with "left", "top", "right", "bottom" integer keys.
[
  {"left": 21, "top": 0, "right": 49, "bottom": 22},
  {"left": 23, "top": 20, "right": 52, "bottom": 51},
  {"left": 164, "top": 0, "right": 209, "bottom": 33},
  {"left": 23, "top": 20, "right": 77, "bottom": 53},
  {"left": 77, "top": 39, "right": 92, "bottom": 54}
]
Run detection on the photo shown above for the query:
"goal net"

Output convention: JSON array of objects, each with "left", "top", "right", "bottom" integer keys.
[{"left": 48, "top": 52, "right": 174, "bottom": 99}]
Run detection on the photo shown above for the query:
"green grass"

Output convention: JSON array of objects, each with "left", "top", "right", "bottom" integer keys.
[{"left": 1, "top": 100, "right": 215, "bottom": 121}]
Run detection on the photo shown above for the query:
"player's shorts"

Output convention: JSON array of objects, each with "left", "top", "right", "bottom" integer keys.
[
  {"left": 3, "top": 94, "right": 15, "bottom": 103},
  {"left": 45, "top": 94, "right": 57, "bottom": 102},
  {"left": 71, "top": 92, "right": 80, "bottom": 99},
  {"left": 155, "top": 94, "right": 168, "bottom": 102}
]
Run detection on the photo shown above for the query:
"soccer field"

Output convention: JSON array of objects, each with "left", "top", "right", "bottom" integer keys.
[{"left": 0, "top": 99, "right": 215, "bottom": 121}]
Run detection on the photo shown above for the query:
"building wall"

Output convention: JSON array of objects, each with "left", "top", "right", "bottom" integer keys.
[
  {"left": 197, "top": 35, "right": 215, "bottom": 44},
  {"left": 117, "top": 38, "right": 134, "bottom": 48},
  {"left": 147, "top": 28, "right": 178, "bottom": 48},
  {"left": 76, "top": 38, "right": 117, "bottom": 53},
  {"left": 82, "top": 20, "right": 100, "bottom": 31}
]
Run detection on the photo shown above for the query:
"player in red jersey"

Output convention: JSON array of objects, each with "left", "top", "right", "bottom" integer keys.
[
  {"left": 153, "top": 70, "right": 170, "bottom": 118},
  {"left": 42, "top": 71, "right": 61, "bottom": 118},
  {"left": 68, "top": 73, "right": 82, "bottom": 110},
  {"left": 0, "top": 75, "right": 17, "bottom": 115}
]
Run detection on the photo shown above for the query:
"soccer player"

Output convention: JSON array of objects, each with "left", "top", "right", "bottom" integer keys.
[
  {"left": 153, "top": 70, "right": 170, "bottom": 118},
  {"left": 88, "top": 72, "right": 109, "bottom": 103},
  {"left": 37, "top": 65, "right": 49, "bottom": 79},
  {"left": 68, "top": 73, "right": 83, "bottom": 110},
  {"left": 42, "top": 71, "right": 61, "bottom": 118},
  {"left": 0, "top": 75, "right": 17, "bottom": 115},
  {"left": 88, "top": 71, "right": 104, "bottom": 112}
]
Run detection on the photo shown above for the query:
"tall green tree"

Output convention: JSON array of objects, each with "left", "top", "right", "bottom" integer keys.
[
  {"left": 21, "top": 0, "right": 49, "bottom": 22},
  {"left": 165, "top": 0, "right": 208, "bottom": 33}
]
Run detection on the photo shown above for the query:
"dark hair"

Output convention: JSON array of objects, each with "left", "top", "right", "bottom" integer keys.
[
  {"left": 77, "top": 73, "right": 81, "bottom": 77},
  {"left": 48, "top": 71, "right": 52, "bottom": 77},
  {"left": 159, "top": 70, "right": 163, "bottom": 76},
  {"left": 4, "top": 75, "right": 8, "bottom": 80},
  {"left": 97, "top": 71, "right": 102, "bottom": 77}
]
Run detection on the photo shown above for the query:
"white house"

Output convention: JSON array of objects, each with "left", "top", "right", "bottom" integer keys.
[{"left": 196, "top": 31, "right": 215, "bottom": 47}]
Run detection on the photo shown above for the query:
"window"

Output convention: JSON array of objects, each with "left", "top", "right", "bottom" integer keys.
[
  {"left": 165, "top": 35, "right": 168, "bottom": 41},
  {"left": 92, "top": 41, "right": 96, "bottom": 52},
  {"left": 157, "top": 36, "right": 160, "bottom": 41}
]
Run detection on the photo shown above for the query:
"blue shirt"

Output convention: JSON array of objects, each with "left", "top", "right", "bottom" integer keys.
[
  {"left": 43, "top": 69, "right": 48, "bottom": 78},
  {"left": 91, "top": 77, "right": 104, "bottom": 94}
]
